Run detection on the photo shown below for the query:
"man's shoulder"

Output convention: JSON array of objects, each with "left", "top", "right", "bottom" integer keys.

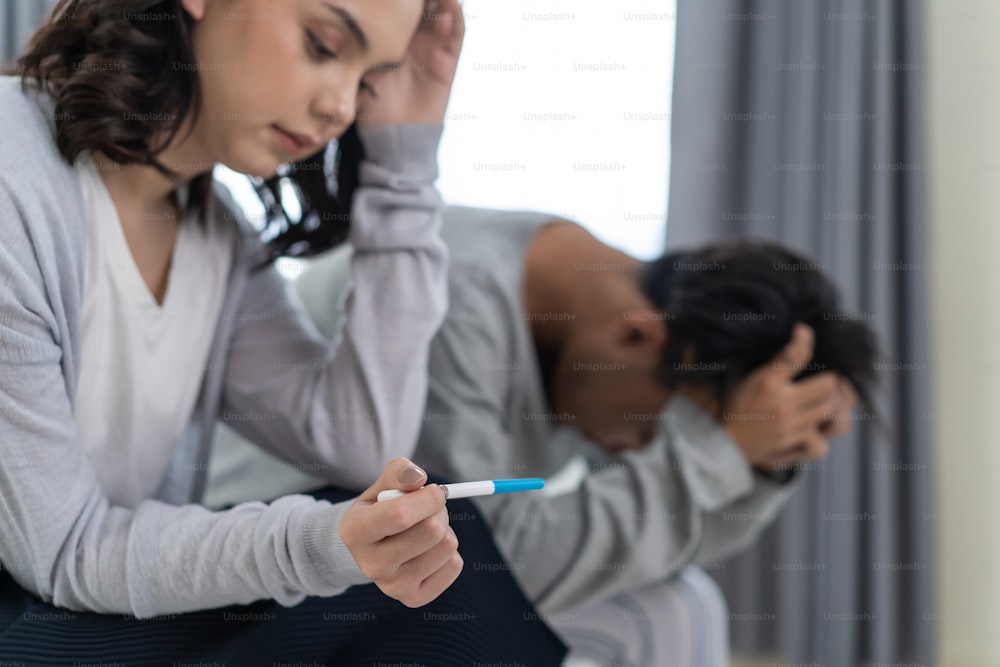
[
  {"left": 441, "top": 206, "right": 554, "bottom": 263},
  {"left": 439, "top": 205, "right": 557, "bottom": 299}
]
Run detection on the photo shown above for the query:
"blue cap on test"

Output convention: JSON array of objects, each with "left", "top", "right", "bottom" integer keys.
[{"left": 491, "top": 478, "right": 545, "bottom": 494}]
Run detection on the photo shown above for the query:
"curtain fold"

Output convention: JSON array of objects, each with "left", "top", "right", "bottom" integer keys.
[{"left": 667, "top": 1, "right": 935, "bottom": 665}]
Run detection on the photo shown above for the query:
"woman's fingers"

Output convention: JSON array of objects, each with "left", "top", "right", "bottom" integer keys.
[
  {"left": 371, "top": 516, "right": 463, "bottom": 608},
  {"left": 372, "top": 505, "right": 452, "bottom": 573},
  {"left": 388, "top": 526, "right": 463, "bottom": 607},
  {"left": 340, "top": 457, "right": 464, "bottom": 608},
  {"left": 444, "top": 0, "right": 466, "bottom": 49},
  {"left": 356, "top": 457, "right": 429, "bottom": 504},
  {"left": 411, "top": 549, "right": 464, "bottom": 607}
]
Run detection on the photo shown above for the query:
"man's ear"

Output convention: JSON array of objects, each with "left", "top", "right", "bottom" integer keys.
[
  {"left": 179, "top": 0, "right": 208, "bottom": 21},
  {"left": 616, "top": 308, "right": 668, "bottom": 351}
]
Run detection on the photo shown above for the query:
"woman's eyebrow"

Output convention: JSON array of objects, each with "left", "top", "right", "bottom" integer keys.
[{"left": 321, "top": 2, "right": 368, "bottom": 52}]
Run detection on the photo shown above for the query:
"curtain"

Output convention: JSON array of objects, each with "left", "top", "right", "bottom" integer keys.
[
  {"left": 666, "top": 1, "right": 935, "bottom": 665},
  {"left": 1, "top": 0, "right": 56, "bottom": 63}
]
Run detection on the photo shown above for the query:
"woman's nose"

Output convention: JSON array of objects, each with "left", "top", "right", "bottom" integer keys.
[{"left": 314, "top": 86, "right": 357, "bottom": 133}]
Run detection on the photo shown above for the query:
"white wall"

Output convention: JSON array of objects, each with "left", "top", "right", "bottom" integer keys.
[{"left": 927, "top": 1, "right": 1000, "bottom": 664}]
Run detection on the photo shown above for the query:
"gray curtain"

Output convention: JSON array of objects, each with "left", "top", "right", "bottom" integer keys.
[
  {"left": 1, "top": 0, "right": 57, "bottom": 63},
  {"left": 666, "top": 1, "right": 935, "bottom": 665}
]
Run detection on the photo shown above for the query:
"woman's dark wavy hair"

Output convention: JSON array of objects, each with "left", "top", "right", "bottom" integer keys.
[
  {"left": 11, "top": 0, "right": 362, "bottom": 238},
  {"left": 12, "top": 0, "right": 214, "bottom": 219},
  {"left": 643, "top": 239, "right": 879, "bottom": 412},
  {"left": 252, "top": 126, "right": 362, "bottom": 265}
]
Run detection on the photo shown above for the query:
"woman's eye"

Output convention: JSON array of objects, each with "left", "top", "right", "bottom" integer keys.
[
  {"left": 358, "top": 79, "right": 374, "bottom": 94},
  {"left": 306, "top": 31, "right": 337, "bottom": 60}
]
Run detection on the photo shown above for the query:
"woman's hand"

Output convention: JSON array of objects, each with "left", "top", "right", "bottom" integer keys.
[
  {"left": 340, "top": 458, "right": 463, "bottom": 607},
  {"left": 356, "top": 0, "right": 466, "bottom": 127}
]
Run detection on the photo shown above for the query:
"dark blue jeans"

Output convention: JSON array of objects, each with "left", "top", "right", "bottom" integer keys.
[{"left": 0, "top": 487, "right": 566, "bottom": 667}]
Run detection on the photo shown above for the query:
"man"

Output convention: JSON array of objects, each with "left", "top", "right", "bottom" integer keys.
[{"left": 207, "top": 206, "right": 873, "bottom": 667}]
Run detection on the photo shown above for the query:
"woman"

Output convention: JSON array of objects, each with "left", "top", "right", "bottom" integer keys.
[{"left": 0, "top": 0, "right": 566, "bottom": 663}]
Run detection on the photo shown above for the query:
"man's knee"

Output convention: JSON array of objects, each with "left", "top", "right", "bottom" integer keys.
[{"left": 552, "top": 568, "right": 730, "bottom": 667}]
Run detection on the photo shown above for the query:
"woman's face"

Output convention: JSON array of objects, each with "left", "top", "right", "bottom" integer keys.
[{"left": 181, "top": 0, "right": 423, "bottom": 177}]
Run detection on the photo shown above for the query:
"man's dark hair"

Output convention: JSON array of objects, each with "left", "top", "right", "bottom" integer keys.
[{"left": 643, "top": 239, "right": 878, "bottom": 411}]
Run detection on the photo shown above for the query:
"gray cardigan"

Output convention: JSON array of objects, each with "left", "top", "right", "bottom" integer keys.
[{"left": 0, "top": 76, "right": 449, "bottom": 618}]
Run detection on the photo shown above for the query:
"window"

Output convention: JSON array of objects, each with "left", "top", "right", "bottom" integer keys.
[
  {"left": 437, "top": 0, "right": 677, "bottom": 259},
  {"left": 215, "top": 0, "right": 677, "bottom": 278}
]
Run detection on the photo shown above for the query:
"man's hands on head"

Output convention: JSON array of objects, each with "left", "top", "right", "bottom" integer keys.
[
  {"left": 356, "top": 0, "right": 466, "bottom": 127},
  {"left": 722, "top": 324, "right": 858, "bottom": 475},
  {"left": 340, "top": 458, "right": 463, "bottom": 607}
]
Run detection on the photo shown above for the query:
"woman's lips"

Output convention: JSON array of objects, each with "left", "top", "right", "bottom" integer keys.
[{"left": 272, "top": 125, "right": 319, "bottom": 154}]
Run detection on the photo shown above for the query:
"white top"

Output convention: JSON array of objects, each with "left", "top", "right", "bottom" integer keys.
[{"left": 75, "top": 156, "right": 233, "bottom": 508}]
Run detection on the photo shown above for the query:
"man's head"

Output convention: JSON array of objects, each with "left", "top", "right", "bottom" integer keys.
[{"left": 548, "top": 238, "right": 878, "bottom": 452}]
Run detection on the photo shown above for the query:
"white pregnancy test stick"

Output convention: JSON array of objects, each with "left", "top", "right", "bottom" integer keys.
[{"left": 377, "top": 478, "right": 545, "bottom": 502}]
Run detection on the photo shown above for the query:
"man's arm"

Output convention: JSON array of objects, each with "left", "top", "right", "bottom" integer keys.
[{"left": 414, "top": 275, "right": 802, "bottom": 614}]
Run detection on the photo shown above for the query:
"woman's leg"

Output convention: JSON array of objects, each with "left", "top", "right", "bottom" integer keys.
[{"left": 0, "top": 490, "right": 566, "bottom": 667}]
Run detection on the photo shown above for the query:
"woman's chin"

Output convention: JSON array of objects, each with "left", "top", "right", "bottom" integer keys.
[{"left": 220, "top": 151, "right": 285, "bottom": 180}]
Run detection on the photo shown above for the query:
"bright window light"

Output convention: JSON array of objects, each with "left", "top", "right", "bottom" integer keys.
[
  {"left": 213, "top": 0, "right": 676, "bottom": 281},
  {"left": 437, "top": 0, "right": 677, "bottom": 259},
  {"left": 213, "top": 165, "right": 309, "bottom": 280}
]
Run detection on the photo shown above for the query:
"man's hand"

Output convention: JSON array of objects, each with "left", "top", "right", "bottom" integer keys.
[
  {"left": 722, "top": 323, "right": 856, "bottom": 472},
  {"left": 356, "top": 0, "right": 466, "bottom": 127},
  {"left": 340, "top": 458, "right": 463, "bottom": 607}
]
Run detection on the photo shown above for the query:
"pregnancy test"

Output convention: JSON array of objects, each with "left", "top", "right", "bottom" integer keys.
[{"left": 377, "top": 478, "right": 545, "bottom": 502}]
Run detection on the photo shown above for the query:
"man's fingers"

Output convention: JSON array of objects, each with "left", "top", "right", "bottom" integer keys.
[
  {"left": 800, "top": 433, "right": 830, "bottom": 461},
  {"left": 768, "top": 323, "right": 815, "bottom": 381},
  {"left": 820, "top": 384, "right": 857, "bottom": 438},
  {"left": 790, "top": 372, "right": 840, "bottom": 411},
  {"left": 766, "top": 432, "right": 830, "bottom": 469},
  {"left": 821, "top": 414, "right": 852, "bottom": 438},
  {"left": 791, "top": 374, "right": 861, "bottom": 435},
  {"left": 789, "top": 392, "right": 841, "bottom": 437}
]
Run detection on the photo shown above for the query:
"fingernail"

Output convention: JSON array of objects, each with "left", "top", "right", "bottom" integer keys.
[{"left": 398, "top": 465, "right": 427, "bottom": 486}]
